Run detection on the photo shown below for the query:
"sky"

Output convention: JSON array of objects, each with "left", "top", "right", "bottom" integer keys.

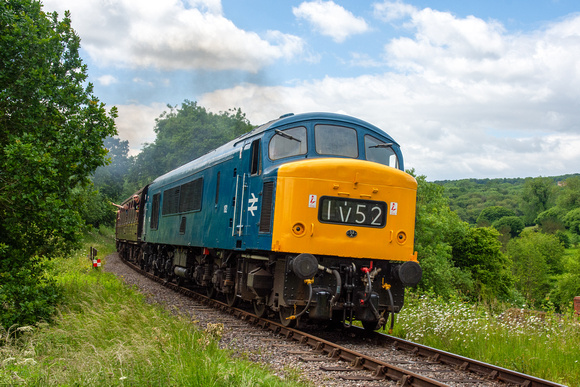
[{"left": 41, "top": 0, "right": 580, "bottom": 181}]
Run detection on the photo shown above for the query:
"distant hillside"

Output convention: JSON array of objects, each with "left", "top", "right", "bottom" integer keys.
[{"left": 435, "top": 173, "right": 580, "bottom": 224}]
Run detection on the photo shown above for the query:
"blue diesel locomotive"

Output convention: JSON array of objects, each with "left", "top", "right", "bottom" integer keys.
[{"left": 115, "top": 112, "right": 421, "bottom": 330}]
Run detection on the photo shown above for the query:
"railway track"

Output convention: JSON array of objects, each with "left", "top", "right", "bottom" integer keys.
[{"left": 118, "top": 256, "right": 566, "bottom": 387}]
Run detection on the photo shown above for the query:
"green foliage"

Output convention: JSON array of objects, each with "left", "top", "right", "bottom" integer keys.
[
  {"left": 413, "top": 171, "right": 512, "bottom": 301},
  {"left": 0, "top": 0, "right": 116, "bottom": 328},
  {"left": 449, "top": 226, "right": 513, "bottom": 300},
  {"left": 520, "top": 177, "right": 557, "bottom": 225},
  {"left": 394, "top": 293, "right": 580, "bottom": 385},
  {"left": 0, "top": 256, "right": 62, "bottom": 328},
  {"left": 549, "top": 249, "right": 580, "bottom": 309},
  {"left": 476, "top": 206, "right": 516, "bottom": 227},
  {"left": 438, "top": 178, "right": 524, "bottom": 224},
  {"left": 492, "top": 216, "right": 525, "bottom": 238},
  {"left": 534, "top": 206, "right": 566, "bottom": 231},
  {"left": 507, "top": 230, "right": 565, "bottom": 306},
  {"left": 554, "top": 230, "right": 571, "bottom": 248},
  {"left": 0, "top": 239, "right": 303, "bottom": 386},
  {"left": 412, "top": 172, "right": 472, "bottom": 297},
  {"left": 563, "top": 208, "right": 580, "bottom": 235},
  {"left": 556, "top": 176, "right": 580, "bottom": 211},
  {"left": 72, "top": 185, "right": 117, "bottom": 228},
  {"left": 125, "top": 101, "right": 253, "bottom": 190}
]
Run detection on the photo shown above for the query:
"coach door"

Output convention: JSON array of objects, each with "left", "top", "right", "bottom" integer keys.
[{"left": 232, "top": 139, "right": 262, "bottom": 245}]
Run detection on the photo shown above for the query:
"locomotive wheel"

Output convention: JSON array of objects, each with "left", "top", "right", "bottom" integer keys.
[
  {"left": 253, "top": 300, "right": 267, "bottom": 318},
  {"left": 226, "top": 291, "right": 239, "bottom": 307},
  {"left": 362, "top": 320, "right": 379, "bottom": 331},
  {"left": 279, "top": 306, "right": 297, "bottom": 328},
  {"left": 206, "top": 285, "right": 216, "bottom": 299}
]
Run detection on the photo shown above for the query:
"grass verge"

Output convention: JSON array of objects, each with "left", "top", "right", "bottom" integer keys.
[
  {"left": 0, "top": 228, "right": 305, "bottom": 386},
  {"left": 392, "top": 293, "right": 580, "bottom": 386}
]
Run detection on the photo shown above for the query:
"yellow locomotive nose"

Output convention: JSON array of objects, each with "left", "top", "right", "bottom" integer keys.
[{"left": 270, "top": 158, "right": 418, "bottom": 262}]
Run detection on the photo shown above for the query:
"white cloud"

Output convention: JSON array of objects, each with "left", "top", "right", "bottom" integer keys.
[
  {"left": 42, "top": 0, "right": 303, "bottom": 72},
  {"left": 373, "top": 0, "right": 416, "bottom": 22},
  {"left": 97, "top": 75, "right": 118, "bottom": 86},
  {"left": 200, "top": 10, "right": 580, "bottom": 180},
  {"left": 293, "top": 1, "right": 369, "bottom": 43}
]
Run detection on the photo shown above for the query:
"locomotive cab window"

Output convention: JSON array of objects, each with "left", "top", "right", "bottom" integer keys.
[
  {"left": 314, "top": 125, "right": 358, "bottom": 158},
  {"left": 364, "top": 135, "right": 399, "bottom": 169},
  {"left": 269, "top": 126, "right": 307, "bottom": 160}
]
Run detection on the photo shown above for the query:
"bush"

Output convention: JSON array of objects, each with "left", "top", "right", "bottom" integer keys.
[
  {"left": 555, "top": 230, "right": 571, "bottom": 248},
  {"left": 477, "top": 206, "right": 516, "bottom": 227},
  {"left": 493, "top": 216, "right": 525, "bottom": 238},
  {"left": 563, "top": 208, "right": 580, "bottom": 235},
  {"left": 0, "top": 257, "right": 62, "bottom": 329}
]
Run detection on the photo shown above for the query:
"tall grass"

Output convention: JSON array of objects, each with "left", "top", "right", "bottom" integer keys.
[
  {"left": 392, "top": 293, "right": 580, "bottom": 386},
  {"left": 0, "top": 229, "right": 304, "bottom": 386}
]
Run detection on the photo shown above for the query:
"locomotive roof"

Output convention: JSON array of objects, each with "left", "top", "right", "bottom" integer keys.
[
  {"left": 150, "top": 112, "right": 399, "bottom": 187},
  {"left": 244, "top": 112, "right": 397, "bottom": 141}
]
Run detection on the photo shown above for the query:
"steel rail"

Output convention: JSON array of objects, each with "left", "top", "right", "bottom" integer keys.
[{"left": 372, "top": 332, "right": 567, "bottom": 387}]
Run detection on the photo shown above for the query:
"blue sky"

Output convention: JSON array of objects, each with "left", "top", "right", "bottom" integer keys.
[{"left": 42, "top": 0, "right": 580, "bottom": 180}]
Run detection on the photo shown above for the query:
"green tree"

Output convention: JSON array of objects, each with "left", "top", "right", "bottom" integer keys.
[
  {"left": 520, "top": 177, "right": 555, "bottom": 225},
  {"left": 550, "top": 249, "right": 580, "bottom": 310},
  {"left": 556, "top": 176, "right": 580, "bottom": 211},
  {"left": 449, "top": 226, "right": 513, "bottom": 301},
  {"left": 476, "top": 206, "right": 516, "bottom": 227},
  {"left": 507, "top": 231, "right": 565, "bottom": 306},
  {"left": 411, "top": 172, "right": 474, "bottom": 298},
  {"left": 0, "top": 0, "right": 116, "bottom": 327},
  {"left": 534, "top": 206, "right": 566, "bottom": 233},
  {"left": 492, "top": 216, "right": 525, "bottom": 238},
  {"left": 127, "top": 101, "right": 253, "bottom": 190},
  {"left": 563, "top": 208, "right": 580, "bottom": 236}
]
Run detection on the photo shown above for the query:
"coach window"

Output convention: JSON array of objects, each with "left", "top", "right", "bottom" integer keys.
[
  {"left": 250, "top": 139, "right": 261, "bottom": 175},
  {"left": 269, "top": 126, "right": 307, "bottom": 160},
  {"left": 364, "top": 135, "right": 399, "bottom": 168},
  {"left": 314, "top": 125, "right": 358, "bottom": 158}
]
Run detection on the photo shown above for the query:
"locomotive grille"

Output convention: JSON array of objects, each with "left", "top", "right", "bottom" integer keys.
[
  {"left": 259, "top": 181, "right": 274, "bottom": 233},
  {"left": 179, "top": 178, "right": 203, "bottom": 212}
]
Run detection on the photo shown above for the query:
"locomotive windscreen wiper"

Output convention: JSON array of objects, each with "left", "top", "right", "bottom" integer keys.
[
  {"left": 369, "top": 142, "right": 393, "bottom": 149},
  {"left": 275, "top": 129, "right": 302, "bottom": 142}
]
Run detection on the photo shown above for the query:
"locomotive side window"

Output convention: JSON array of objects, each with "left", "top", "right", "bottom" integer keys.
[
  {"left": 150, "top": 193, "right": 160, "bottom": 229},
  {"left": 364, "top": 135, "right": 399, "bottom": 168},
  {"left": 250, "top": 139, "right": 261, "bottom": 175},
  {"left": 314, "top": 125, "right": 358, "bottom": 158},
  {"left": 269, "top": 126, "right": 307, "bottom": 160}
]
